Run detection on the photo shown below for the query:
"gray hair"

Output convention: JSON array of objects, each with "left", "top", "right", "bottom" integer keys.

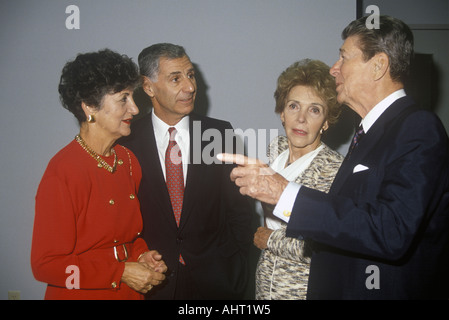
[
  {"left": 342, "top": 15, "right": 414, "bottom": 83},
  {"left": 138, "top": 43, "right": 189, "bottom": 81}
]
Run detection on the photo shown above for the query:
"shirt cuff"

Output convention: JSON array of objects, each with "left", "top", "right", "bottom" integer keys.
[{"left": 273, "top": 182, "right": 301, "bottom": 223}]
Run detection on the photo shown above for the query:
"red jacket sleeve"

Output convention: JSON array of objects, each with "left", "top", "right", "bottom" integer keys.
[{"left": 31, "top": 174, "right": 125, "bottom": 290}]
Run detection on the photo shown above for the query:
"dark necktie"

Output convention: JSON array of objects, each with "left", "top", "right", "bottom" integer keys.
[
  {"left": 347, "top": 125, "right": 365, "bottom": 158},
  {"left": 165, "top": 127, "right": 185, "bottom": 265}
]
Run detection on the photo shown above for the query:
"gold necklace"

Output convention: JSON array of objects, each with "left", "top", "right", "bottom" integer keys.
[{"left": 75, "top": 135, "right": 117, "bottom": 173}]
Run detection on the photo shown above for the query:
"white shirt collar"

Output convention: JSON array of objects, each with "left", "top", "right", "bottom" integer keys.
[
  {"left": 151, "top": 111, "right": 190, "bottom": 145},
  {"left": 361, "top": 89, "right": 406, "bottom": 133},
  {"left": 151, "top": 111, "right": 190, "bottom": 183}
]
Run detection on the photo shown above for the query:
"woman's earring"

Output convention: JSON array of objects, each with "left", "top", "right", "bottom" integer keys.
[
  {"left": 320, "top": 128, "right": 324, "bottom": 134},
  {"left": 87, "top": 114, "right": 95, "bottom": 123}
]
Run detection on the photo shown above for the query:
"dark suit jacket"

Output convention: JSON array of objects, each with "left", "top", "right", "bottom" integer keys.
[
  {"left": 286, "top": 96, "right": 449, "bottom": 299},
  {"left": 120, "top": 112, "right": 252, "bottom": 299}
]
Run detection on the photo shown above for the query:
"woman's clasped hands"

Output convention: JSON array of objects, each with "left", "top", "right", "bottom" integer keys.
[{"left": 121, "top": 250, "right": 167, "bottom": 294}]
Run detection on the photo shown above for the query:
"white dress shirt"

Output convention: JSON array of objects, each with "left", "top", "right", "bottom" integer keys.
[
  {"left": 271, "top": 144, "right": 324, "bottom": 181},
  {"left": 152, "top": 111, "right": 190, "bottom": 185},
  {"left": 273, "top": 89, "right": 406, "bottom": 223},
  {"left": 266, "top": 144, "right": 324, "bottom": 230}
]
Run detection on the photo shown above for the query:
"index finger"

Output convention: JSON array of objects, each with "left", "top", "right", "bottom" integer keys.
[{"left": 217, "top": 153, "right": 261, "bottom": 166}]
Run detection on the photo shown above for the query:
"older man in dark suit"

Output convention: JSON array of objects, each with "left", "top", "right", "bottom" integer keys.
[
  {"left": 121, "top": 43, "right": 252, "bottom": 299},
  {"left": 220, "top": 16, "right": 449, "bottom": 299}
]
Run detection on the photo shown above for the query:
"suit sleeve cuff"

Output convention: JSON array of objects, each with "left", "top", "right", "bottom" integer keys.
[{"left": 273, "top": 182, "right": 301, "bottom": 223}]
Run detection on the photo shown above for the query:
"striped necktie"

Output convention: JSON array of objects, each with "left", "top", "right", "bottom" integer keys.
[{"left": 347, "top": 125, "right": 365, "bottom": 158}]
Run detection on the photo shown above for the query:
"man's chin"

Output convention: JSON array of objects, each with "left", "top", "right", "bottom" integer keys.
[{"left": 177, "top": 103, "right": 195, "bottom": 115}]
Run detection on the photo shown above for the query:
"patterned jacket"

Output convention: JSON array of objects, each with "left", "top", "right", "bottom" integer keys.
[{"left": 256, "top": 135, "right": 344, "bottom": 300}]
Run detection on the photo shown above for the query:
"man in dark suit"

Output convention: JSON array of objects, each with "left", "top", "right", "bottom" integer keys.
[
  {"left": 220, "top": 16, "right": 449, "bottom": 299},
  {"left": 121, "top": 43, "right": 252, "bottom": 299}
]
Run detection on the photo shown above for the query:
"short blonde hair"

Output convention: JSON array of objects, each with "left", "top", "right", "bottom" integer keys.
[{"left": 274, "top": 59, "right": 341, "bottom": 126}]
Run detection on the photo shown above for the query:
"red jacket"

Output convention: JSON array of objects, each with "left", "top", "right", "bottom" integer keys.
[{"left": 31, "top": 139, "right": 148, "bottom": 299}]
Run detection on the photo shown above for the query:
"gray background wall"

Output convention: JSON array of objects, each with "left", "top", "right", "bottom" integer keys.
[
  {"left": 362, "top": 0, "right": 449, "bottom": 136},
  {"left": 0, "top": 0, "right": 447, "bottom": 300}
]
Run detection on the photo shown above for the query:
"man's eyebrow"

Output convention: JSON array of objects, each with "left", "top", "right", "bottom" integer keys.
[{"left": 168, "top": 68, "right": 195, "bottom": 76}]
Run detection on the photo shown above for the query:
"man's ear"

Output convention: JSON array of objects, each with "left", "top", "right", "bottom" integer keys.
[
  {"left": 142, "top": 76, "right": 155, "bottom": 98},
  {"left": 373, "top": 52, "right": 389, "bottom": 81}
]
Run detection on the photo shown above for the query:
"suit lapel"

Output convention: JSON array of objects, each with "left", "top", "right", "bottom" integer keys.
[
  {"left": 178, "top": 114, "right": 205, "bottom": 230},
  {"left": 140, "top": 115, "right": 179, "bottom": 228},
  {"left": 331, "top": 96, "right": 414, "bottom": 194}
]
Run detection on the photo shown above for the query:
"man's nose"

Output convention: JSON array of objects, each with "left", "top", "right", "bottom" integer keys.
[
  {"left": 329, "top": 59, "right": 341, "bottom": 78},
  {"left": 182, "top": 77, "right": 195, "bottom": 93}
]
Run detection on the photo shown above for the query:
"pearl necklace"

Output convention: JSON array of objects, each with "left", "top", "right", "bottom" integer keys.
[{"left": 75, "top": 135, "right": 117, "bottom": 173}]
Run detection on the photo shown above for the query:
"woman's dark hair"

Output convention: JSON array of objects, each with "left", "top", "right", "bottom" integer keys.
[{"left": 58, "top": 49, "right": 140, "bottom": 124}]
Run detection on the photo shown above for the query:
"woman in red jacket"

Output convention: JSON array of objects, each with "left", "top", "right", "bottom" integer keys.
[{"left": 31, "top": 49, "right": 166, "bottom": 300}]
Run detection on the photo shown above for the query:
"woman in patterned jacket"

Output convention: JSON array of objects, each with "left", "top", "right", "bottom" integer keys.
[{"left": 255, "top": 59, "right": 344, "bottom": 300}]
